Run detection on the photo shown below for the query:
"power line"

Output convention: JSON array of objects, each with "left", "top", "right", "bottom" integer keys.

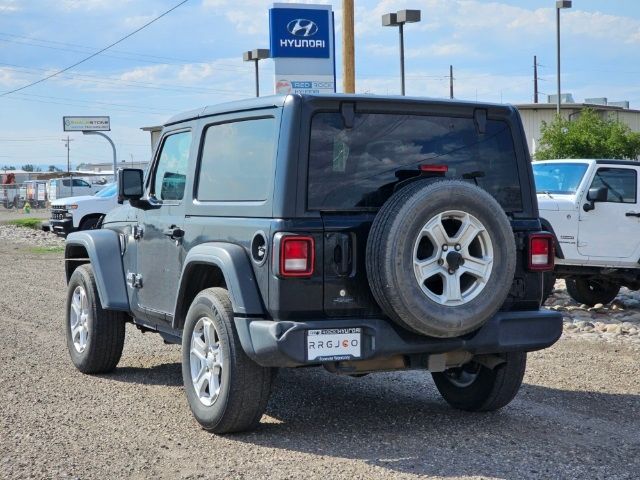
[
  {"left": 0, "top": 62, "right": 252, "bottom": 96},
  {"left": 0, "top": 0, "right": 190, "bottom": 97},
  {"left": 0, "top": 32, "right": 274, "bottom": 72}
]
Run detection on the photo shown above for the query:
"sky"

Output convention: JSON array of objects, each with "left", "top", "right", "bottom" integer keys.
[{"left": 1, "top": 0, "right": 639, "bottom": 169}]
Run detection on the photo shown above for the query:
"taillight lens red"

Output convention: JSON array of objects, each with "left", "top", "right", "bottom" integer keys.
[
  {"left": 528, "top": 233, "right": 555, "bottom": 271},
  {"left": 280, "top": 236, "right": 315, "bottom": 277}
]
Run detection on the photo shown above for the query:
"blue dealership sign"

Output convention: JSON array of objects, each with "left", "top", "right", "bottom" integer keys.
[{"left": 270, "top": 7, "right": 331, "bottom": 58}]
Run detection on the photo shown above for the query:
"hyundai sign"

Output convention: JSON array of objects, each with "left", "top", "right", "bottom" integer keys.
[
  {"left": 270, "top": 3, "right": 336, "bottom": 94},
  {"left": 270, "top": 7, "right": 330, "bottom": 58}
]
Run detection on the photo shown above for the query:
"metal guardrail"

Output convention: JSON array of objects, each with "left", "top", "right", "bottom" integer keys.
[{"left": 1, "top": 183, "right": 48, "bottom": 209}]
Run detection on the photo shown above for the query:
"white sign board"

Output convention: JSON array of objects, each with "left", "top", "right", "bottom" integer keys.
[
  {"left": 63, "top": 116, "right": 110, "bottom": 132},
  {"left": 275, "top": 74, "right": 335, "bottom": 95}
]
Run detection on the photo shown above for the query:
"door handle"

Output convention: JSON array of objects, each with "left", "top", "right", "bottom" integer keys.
[
  {"left": 625, "top": 212, "right": 640, "bottom": 217},
  {"left": 164, "top": 225, "right": 184, "bottom": 240}
]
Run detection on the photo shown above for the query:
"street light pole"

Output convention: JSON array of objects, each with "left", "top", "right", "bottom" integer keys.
[
  {"left": 556, "top": 1, "right": 572, "bottom": 116},
  {"left": 82, "top": 131, "right": 117, "bottom": 181},
  {"left": 398, "top": 23, "right": 405, "bottom": 96},
  {"left": 243, "top": 49, "right": 270, "bottom": 97},
  {"left": 382, "top": 9, "right": 421, "bottom": 96}
]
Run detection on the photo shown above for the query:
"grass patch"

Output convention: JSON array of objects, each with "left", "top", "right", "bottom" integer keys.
[
  {"left": 29, "top": 246, "right": 65, "bottom": 254},
  {"left": 6, "top": 218, "right": 42, "bottom": 229}
]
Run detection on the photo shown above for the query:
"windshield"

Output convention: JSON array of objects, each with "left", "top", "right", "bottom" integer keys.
[
  {"left": 533, "top": 163, "right": 588, "bottom": 195},
  {"left": 94, "top": 183, "right": 116, "bottom": 198},
  {"left": 308, "top": 112, "right": 523, "bottom": 211}
]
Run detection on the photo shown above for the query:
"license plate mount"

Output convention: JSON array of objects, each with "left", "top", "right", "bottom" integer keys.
[{"left": 306, "top": 328, "right": 362, "bottom": 362}]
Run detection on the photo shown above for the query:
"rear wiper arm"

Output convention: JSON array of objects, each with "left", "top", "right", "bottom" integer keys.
[{"left": 462, "top": 171, "right": 485, "bottom": 186}]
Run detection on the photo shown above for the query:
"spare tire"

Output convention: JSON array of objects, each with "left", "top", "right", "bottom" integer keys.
[{"left": 366, "top": 179, "right": 516, "bottom": 338}]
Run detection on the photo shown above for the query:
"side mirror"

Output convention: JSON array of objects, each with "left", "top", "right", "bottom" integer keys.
[
  {"left": 583, "top": 186, "right": 608, "bottom": 212},
  {"left": 117, "top": 168, "right": 144, "bottom": 204},
  {"left": 587, "top": 187, "right": 608, "bottom": 202}
]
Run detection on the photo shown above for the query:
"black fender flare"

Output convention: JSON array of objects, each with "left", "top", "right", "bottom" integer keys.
[
  {"left": 539, "top": 217, "right": 564, "bottom": 259},
  {"left": 65, "top": 230, "right": 130, "bottom": 311},
  {"left": 173, "top": 243, "right": 264, "bottom": 328}
]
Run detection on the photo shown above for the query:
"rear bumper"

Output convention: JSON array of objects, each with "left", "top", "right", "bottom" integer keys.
[
  {"left": 235, "top": 310, "right": 563, "bottom": 368},
  {"left": 50, "top": 218, "right": 74, "bottom": 237}
]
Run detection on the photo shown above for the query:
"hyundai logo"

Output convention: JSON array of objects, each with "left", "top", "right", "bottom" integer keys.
[{"left": 287, "top": 19, "right": 318, "bottom": 37}]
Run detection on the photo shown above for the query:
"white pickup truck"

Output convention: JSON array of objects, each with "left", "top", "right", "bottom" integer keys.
[
  {"left": 49, "top": 183, "right": 118, "bottom": 237},
  {"left": 533, "top": 159, "right": 640, "bottom": 305}
]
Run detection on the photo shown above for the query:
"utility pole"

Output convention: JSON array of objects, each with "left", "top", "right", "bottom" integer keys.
[
  {"left": 343, "top": 0, "right": 355, "bottom": 93},
  {"left": 61, "top": 136, "right": 74, "bottom": 195},
  {"left": 449, "top": 65, "right": 454, "bottom": 99},
  {"left": 533, "top": 55, "right": 539, "bottom": 103}
]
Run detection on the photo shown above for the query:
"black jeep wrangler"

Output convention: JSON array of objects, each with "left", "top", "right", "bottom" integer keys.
[{"left": 64, "top": 94, "right": 561, "bottom": 433}]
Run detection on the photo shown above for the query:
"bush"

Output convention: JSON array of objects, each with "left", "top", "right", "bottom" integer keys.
[
  {"left": 6, "top": 218, "right": 42, "bottom": 230},
  {"left": 535, "top": 108, "right": 640, "bottom": 160}
]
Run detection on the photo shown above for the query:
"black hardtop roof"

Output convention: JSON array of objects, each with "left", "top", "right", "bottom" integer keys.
[
  {"left": 595, "top": 159, "right": 640, "bottom": 166},
  {"left": 164, "top": 93, "right": 515, "bottom": 126}
]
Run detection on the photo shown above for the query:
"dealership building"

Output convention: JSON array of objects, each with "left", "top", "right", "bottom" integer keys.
[{"left": 516, "top": 98, "right": 640, "bottom": 158}]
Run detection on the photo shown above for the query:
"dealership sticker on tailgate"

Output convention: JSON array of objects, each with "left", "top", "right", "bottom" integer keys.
[{"left": 306, "top": 328, "right": 362, "bottom": 361}]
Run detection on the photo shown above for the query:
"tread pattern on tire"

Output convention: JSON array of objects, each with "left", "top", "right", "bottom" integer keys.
[
  {"left": 432, "top": 351, "right": 527, "bottom": 412},
  {"left": 67, "top": 264, "right": 126, "bottom": 374},
  {"left": 566, "top": 278, "right": 620, "bottom": 307},
  {"left": 184, "top": 288, "right": 272, "bottom": 434},
  {"left": 367, "top": 179, "right": 517, "bottom": 337}
]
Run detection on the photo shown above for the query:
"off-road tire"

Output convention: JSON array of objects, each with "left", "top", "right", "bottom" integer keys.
[
  {"left": 181, "top": 288, "right": 273, "bottom": 434},
  {"left": 366, "top": 179, "right": 516, "bottom": 338},
  {"left": 65, "top": 264, "right": 126, "bottom": 374},
  {"left": 432, "top": 351, "right": 526, "bottom": 411},
  {"left": 566, "top": 278, "right": 620, "bottom": 306}
]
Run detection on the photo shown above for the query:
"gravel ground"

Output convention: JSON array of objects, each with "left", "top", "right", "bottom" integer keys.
[
  {"left": 1, "top": 234, "right": 639, "bottom": 479},
  {"left": 546, "top": 280, "right": 640, "bottom": 347}
]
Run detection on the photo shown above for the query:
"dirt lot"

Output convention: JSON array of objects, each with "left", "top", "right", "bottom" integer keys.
[{"left": 1, "top": 232, "right": 639, "bottom": 479}]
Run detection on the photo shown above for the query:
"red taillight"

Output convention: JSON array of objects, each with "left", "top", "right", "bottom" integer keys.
[
  {"left": 280, "top": 236, "right": 315, "bottom": 277},
  {"left": 420, "top": 164, "right": 448, "bottom": 173},
  {"left": 528, "top": 233, "right": 555, "bottom": 271}
]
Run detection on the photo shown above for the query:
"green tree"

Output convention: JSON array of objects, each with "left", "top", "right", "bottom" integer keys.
[
  {"left": 48, "top": 165, "right": 62, "bottom": 172},
  {"left": 535, "top": 108, "right": 640, "bottom": 160},
  {"left": 21, "top": 164, "right": 35, "bottom": 172},
  {"left": 1, "top": 165, "right": 16, "bottom": 170}
]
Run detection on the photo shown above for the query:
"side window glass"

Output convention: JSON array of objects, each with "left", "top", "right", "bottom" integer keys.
[
  {"left": 62, "top": 179, "right": 70, "bottom": 187},
  {"left": 197, "top": 117, "right": 276, "bottom": 201},
  {"left": 590, "top": 168, "right": 636, "bottom": 203},
  {"left": 73, "top": 179, "right": 90, "bottom": 187},
  {"left": 152, "top": 131, "right": 192, "bottom": 201}
]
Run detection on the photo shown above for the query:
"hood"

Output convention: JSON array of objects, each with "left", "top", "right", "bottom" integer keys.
[
  {"left": 536, "top": 194, "right": 577, "bottom": 212},
  {"left": 51, "top": 195, "right": 97, "bottom": 206}
]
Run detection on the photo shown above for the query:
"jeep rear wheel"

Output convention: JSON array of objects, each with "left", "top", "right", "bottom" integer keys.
[
  {"left": 566, "top": 278, "right": 620, "bottom": 306},
  {"left": 366, "top": 179, "right": 516, "bottom": 338},
  {"left": 181, "top": 288, "right": 273, "bottom": 434},
  {"left": 432, "top": 351, "right": 526, "bottom": 411}
]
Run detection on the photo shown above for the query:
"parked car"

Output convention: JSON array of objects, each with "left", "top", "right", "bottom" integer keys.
[
  {"left": 48, "top": 177, "right": 95, "bottom": 202},
  {"left": 534, "top": 159, "right": 640, "bottom": 305},
  {"left": 49, "top": 183, "right": 117, "bottom": 237},
  {"left": 63, "top": 94, "right": 561, "bottom": 433}
]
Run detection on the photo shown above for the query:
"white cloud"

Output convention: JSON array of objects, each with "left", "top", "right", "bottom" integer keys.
[
  {"left": 123, "top": 14, "right": 156, "bottom": 28},
  {"left": 57, "top": 0, "right": 132, "bottom": 11},
  {"left": 0, "top": 0, "right": 19, "bottom": 12},
  {"left": 203, "top": 0, "right": 331, "bottom": 35}
]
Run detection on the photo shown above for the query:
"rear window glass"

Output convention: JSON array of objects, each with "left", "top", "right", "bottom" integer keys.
[{"left": 308, "top": 113, "right": 522, "bottom": 211}]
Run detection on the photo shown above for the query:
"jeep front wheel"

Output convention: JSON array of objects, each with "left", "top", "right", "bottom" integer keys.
[
  {"left": 66, "top": 264, "right": 126, "bottom": 373},
  {"left": 432, "top": 351, "right": 526, "bottom": 411},
  {"left": 181, "top": 287, "right": 273, "bottom": 434},
  {"left": 566, "top": 278, "right": 620, "bottom": 306}
]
